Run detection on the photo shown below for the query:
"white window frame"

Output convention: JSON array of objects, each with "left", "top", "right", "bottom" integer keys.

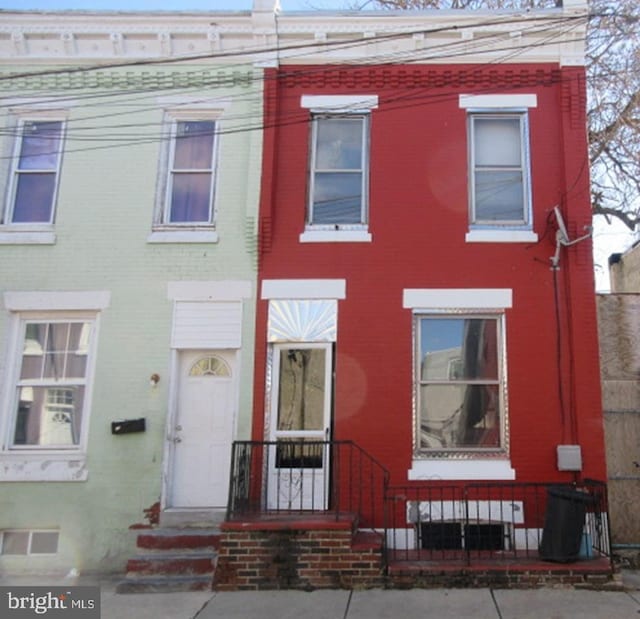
[
  {"left": 308, "top": 113, "right": 369, "bottom": 224},
  {"left": 403, "top": 288, "right": 514, "bottom": 480},
  {"left": 149, "top": 105, "right": 225, "bottom": 244},
  {"left": 0, "top": 291, "right": 109, "bottom": 481},
  {"left": 460, "top": 94, "right": 538, "bottom": 244},
  {"left": 300, "top": 95, "right": 377, "bottom": 243},
  {"left": 0, "top": 108, "right": 68, "bottom": 245},
  {"left": 1, "top": 529, "right": 60, "bottom": 556}
]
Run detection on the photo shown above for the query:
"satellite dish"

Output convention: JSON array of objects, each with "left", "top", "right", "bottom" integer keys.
[{"left": 550, "top": 206, "right": 592, "bottom": 269}]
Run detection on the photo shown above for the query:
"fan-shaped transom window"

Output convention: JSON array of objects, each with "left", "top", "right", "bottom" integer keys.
[{"left": 189, "top": 356, "right": 230, "bottom": 377}]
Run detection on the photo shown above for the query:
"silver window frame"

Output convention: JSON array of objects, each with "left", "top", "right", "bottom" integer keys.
[{"left": 412, "top": 311, "right": 510, "bottom": 459}]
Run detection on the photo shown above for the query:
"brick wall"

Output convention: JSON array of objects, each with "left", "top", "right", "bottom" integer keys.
[{"left": 215, "top": 521, "right": 384, "bottom": 591}]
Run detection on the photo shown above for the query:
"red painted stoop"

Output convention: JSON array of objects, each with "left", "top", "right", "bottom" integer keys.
[{"left": 116, "top": 527, "right": 221, "bottom": 593}]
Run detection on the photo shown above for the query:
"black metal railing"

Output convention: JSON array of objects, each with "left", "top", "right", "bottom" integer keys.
[
  {"left": 226, "top": 440, "right": 390, "bottom": 530},
  {"left": 385, "top": 479, "right": 611, "bottom": 565}
]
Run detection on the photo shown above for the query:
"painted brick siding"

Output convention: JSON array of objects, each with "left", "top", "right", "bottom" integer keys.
[
  {"left": 254, "top": 64, "right": 606, "bottom": 507},
  {"left": 0, "top": 64, "right": 261, "bottom": 574}
]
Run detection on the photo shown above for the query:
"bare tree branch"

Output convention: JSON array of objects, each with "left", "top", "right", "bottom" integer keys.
[{"left": 361, "top": 0, "right": 640, "bottom": 233}]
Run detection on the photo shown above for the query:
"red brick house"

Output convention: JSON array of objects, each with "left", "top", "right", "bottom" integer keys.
[{"left": 217, "top": 0, "right": 612, "bottom": 589}]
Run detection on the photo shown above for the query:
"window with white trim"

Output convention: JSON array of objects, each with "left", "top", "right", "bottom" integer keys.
[
  {"left": 150, "top": 113, "right": 220, "bottom": 242},
  {"left": 415, "top": 313, "right": 506, "bottom": 454},
  {"left": 8, "top": 318, "right": 95, "bottom": 450},
  {"left": 308, "top": 113, "right": 369, "bottom": 228},
  {"left": 468, "top": 112, "right": 531, "bottom": 227},
  {"left": 1, "top": 529, "right": 59, "bottom": 555},
  {"left": 164, "top": 119, "right": 217, "bottom": 225},
  {"left": 4, "top": 118, "right": 65, "bottom": 225}
]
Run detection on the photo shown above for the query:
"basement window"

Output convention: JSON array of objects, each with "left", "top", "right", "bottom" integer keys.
[
  {"left": 1, "top": 530, "right": 59, "bottom": 555},
  {"left": 419, "top": 522, "right": 506, "bottom": 551}
]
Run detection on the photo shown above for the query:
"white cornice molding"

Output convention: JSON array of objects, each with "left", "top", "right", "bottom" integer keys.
[{"left": 0, "top": 5, "right": 586, "bottom": 64}]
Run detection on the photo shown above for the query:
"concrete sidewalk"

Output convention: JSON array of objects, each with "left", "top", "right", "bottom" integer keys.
[{"left": 3, "top": 573, "right": 640, "bottom": 619}]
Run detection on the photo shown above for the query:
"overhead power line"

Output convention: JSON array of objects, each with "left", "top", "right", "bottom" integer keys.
[{"left": 0, "top": 11, "right": 587, "bottom": 83}]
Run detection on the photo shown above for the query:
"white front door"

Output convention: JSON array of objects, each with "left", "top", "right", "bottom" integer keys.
[
  {"left": 168, "top": 350, "right": 235, "bottom": 509},
  {"left": 268, "top": 343, "right": 333, "bottom": 510}
]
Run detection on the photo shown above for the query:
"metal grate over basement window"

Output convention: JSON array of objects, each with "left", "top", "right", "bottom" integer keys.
[
  {"left": 419, "top": 522, "right": 507, "bottom": 551},
  {"left": 0, "top": 530, "right": 59, "bottom": 555}
]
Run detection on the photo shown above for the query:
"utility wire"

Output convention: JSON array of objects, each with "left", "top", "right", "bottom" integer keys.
[{"left": 0, "top": 11, "right": 588, "bottom": 83}]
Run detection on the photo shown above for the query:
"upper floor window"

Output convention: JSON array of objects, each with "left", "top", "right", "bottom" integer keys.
[
  {"left": 308, "top": 114, "right": 368, "bottom": 227},
  {"left": 460, "top": 94, "right": 537, "bottom": 244},
  {"left": 5, "top": 119, "right": 65, "bottom": 225},
  {"left": 299, "top": 94, "right": 377, "bottom": 243},
  {"left": 469, "top": 113, "right": 531, "bottom": 227},
  {"left": 164, "top": 119, "right": 217, "bottom": 225}
]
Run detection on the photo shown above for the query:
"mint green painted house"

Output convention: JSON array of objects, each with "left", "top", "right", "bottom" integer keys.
[{"left": 0, "top": 8, "right": 268, "bottom": 574}]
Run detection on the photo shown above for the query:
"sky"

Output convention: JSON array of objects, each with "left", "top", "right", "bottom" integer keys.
[
  {"left": 1, "top": 0, "right": 636, "bottom": 288},
  {"left": 0, "top": 0, "right": 348, "bottom": 9}
]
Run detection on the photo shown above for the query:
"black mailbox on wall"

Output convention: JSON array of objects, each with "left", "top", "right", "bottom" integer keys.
[{"left": 111, "top": 418, "right": 146, "bottom": 435}]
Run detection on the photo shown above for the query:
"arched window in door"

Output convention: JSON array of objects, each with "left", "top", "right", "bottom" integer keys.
[{"left": 189, "top": 356, "right": 231, "bottom": 377}]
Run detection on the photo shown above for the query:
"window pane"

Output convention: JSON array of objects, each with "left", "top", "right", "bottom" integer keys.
[
  {"left": 12, "top": 173, "right": 56, "bottom": 223},
  {"left": 18, "top": 121, "right": 62, "bottom": 170},
  {"left": 421, "top": 319, "right": 498, "bottom": 381},
  {"left": 169, "top": 172, "right": 212, "bottom": 222},
  {"left": 276, "top": 439, "right": 324, "bottom": 469},
  {"left": 312, "top": 172, "right": 362, "bottom": 224},
  {"left": 21, "top": 322, "right": 90, "bottom": 380},
  {"left": 20, "top": 324, "right": 46, "bottom": 380},
  {"left": 30, "top": 532, "right": 59, "bottom": 554},
  {"left": 419, "top": 384, "right": 500, "bottom": 449},
  {"left": 1, "top": 531, "right": 29, "bottom": 555},
  {"left": 45, "top": 322, "right": 69, "bottom": 353},
  {"left": 474, "top": 118, "right": 521, "bottom": 166},
  {"left": 173, "top": 121, "right": 215, "bottom": 170},
  {"left": 13, "top": 386, "right": 85, "bottom": 446},
  {"left": 277, "top": 348, "right": 326, "bottom": 432},
  {"left": 475, "top": 170, "right": 524, "bottom": 221},
  {"left": 42, "top": 323, "right": 69, "bottom": 380},
  {"left": 315, "top": 118, "right": 363, "bottom": 170}
]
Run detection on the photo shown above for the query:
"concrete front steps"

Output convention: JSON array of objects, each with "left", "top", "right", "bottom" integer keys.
[{"left": 116, "top": 526, "right": 221, "bottom": 593}]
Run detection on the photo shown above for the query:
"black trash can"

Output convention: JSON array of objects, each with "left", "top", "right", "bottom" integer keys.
[{"left": 539, "top": 486, "right": 593, "bottom": 563}]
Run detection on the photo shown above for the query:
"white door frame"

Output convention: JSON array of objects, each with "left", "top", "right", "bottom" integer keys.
[
  {"left": 267, "top": 342, "right": 333, "bottom": 510},
  {"left": 160, "top": 347, "right": 240, "bottom": 512}
]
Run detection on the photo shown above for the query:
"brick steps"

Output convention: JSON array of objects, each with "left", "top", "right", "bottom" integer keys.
[
  {"left": 136, "top": 527, "right": 221, "bottom": 551},
  {"left": 116, "top": 526, "right": 221, "bottom": 594}
]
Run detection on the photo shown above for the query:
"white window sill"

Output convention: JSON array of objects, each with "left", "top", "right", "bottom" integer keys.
[
  {"left": 465, "top": 230, "right": 538, "bottom": 243},
  {"left": 299, "top": 230, "right": 372, "bottom": 243},
  {"left": 0, "top": 229, "right": 56, "bottom": 245},
  {"left": 0, "top": 454, "right": 88, "bottom": 482},
  {"left": 147, "top": 230, "right": 219, "bottom": 244},
  {"left": 408, "top": 458, "right": 515, "bottom": 481}
]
